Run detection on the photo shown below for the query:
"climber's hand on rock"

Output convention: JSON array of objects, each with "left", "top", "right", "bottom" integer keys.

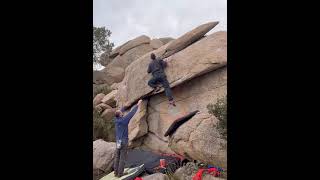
[{"left": 137, "top": 99, "right": 143, "bottom": 106}]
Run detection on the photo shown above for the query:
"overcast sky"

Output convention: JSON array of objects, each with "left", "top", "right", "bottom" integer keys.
[{"left": 93, "top": 0, "right": 227, "bottom": 47}]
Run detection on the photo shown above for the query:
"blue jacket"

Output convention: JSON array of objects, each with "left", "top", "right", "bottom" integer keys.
[{"left": 114, "top": 105, "right": 139, "bottom": 144}]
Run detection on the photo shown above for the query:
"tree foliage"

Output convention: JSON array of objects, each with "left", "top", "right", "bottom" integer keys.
[
  {"left": 93, "top": 27, "right": 114, "bottom": 64},
  {"left": 207, "top": 96, "right": 227, "bottom": 140}
]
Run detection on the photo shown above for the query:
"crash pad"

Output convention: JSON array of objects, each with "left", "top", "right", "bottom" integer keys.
[
  {"left": 164, "top": 110, "right": 199, "bottom": 137},
  {"left": 100, "top": 164, "right": 145, "bottom": 180},
  {"left": 125, "top": 149, "right": 182, "bottom": 174}
]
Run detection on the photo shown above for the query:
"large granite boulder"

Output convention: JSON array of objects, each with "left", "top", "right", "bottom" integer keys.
[
  {"left": 138, "top": 67, "right": 227, "bottom": 168},
  {"left": 108, "top": 43, "right": 153, "bottom": 69},
  {"left": 169, "top": 113, "right": 227, "bottom": 169},
  {"left": 161, "top": 21, "right": 219, "bottom": 58},
  {"left": 119, "top": 35, "right": 150, "bottom": 55},
  {"left": 117, "top": 31, "right": 227, "bottom": 107}
]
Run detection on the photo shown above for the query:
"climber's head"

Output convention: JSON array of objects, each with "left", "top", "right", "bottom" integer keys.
[
  {"left": 115, "top": 110, "right": 123, "bottom": 118},
  {"left": 150, "top": 53, "right": 156, "bottom": 60}
]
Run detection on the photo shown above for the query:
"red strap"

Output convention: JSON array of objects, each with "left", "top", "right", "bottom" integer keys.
[
  {"left": 192, "top": 168, "right": 219, "bottom": 180},
  {"left": 193, "top": 169, "right": 206, "bottom": 180},
  {"left": 134, "top": 177, "right": 143, "bottom": 180}
]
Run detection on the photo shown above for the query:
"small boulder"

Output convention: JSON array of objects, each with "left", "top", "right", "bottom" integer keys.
[
  {"left": 93, "top": 93, "right": 105, "bottom": 107},
  {"left": 94, "top": 103, "right": 112, "bottom": 114},
  {"left": 101, "top": 90, "right": 118, "bottom": 107},
  {"left": 100, "top": 108, "right": 116, "bottom": 121},
  {"left": 93, "top": 140, "right": 116, "bottom": 178}
]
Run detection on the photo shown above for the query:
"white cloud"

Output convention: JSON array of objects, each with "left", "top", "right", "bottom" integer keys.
[{"left": 94, "top": 0, "right": 227, "bottom": 46}]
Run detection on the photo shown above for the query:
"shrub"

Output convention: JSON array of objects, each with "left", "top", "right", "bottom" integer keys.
[
  {"left": 93, "top": 83, "right": 111, "bottom": 98},
  {"left": 93, "top": 83, "right": 115, "bottom": 141},
  {"left": 207, "top": 96, "right": 227, "bottom": 140},
  {"left": 93, "top": 108, "right": 115, "bottom": 142}
]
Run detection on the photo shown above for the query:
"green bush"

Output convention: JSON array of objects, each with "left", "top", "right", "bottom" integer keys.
[
  {"left": 93, "top": 83, "right": 115, "bottom": 141},
  {"left": 93, "top": 83, "right": 111, "bottom": 98},
  {"left": 207, "top": 96, "right": 227, "bottom": 140},
  {"left": 93, "top": 108, "right": 115, "bottom": 142}
]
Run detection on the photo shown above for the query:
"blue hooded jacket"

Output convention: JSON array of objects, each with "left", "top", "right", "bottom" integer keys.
[{"left": 114, "top": 105, "right": 139, "bottom": 144}]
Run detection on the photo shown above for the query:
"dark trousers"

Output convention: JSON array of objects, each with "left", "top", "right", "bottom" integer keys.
[
  {"left": 148, "top": 73, "right": 173, "bottom": 101},
  {"left": 114, "top": 143, "right": 128, "bottom": 176}
]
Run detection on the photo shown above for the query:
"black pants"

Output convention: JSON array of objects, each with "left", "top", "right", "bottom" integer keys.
[
  {"left": 114, "top": 143, "right": 128, "bottom": 176},
  {"left": 148, "top": 73, "right": 173, "bottom": 101}
]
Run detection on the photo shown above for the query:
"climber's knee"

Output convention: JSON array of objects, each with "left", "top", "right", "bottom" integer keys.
[{"left": 148, "top": 79, "right": 156, "bottom": 88}]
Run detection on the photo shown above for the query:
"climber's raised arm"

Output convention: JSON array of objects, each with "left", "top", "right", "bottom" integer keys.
[{"left": 122, "top": 99, "right": 142, "bottom": 124}]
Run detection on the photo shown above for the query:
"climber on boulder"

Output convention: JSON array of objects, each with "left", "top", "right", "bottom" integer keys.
[
  {"left": 113, "top": 99, "right": 143, "bottom": 177},
  {"left": 147, "top": 53, "right": 176, "bottom": 106}
]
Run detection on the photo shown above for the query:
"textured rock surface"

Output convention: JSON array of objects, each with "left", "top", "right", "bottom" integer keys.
[
  {"left": 119, "top": 35, "right": 150, "bottom": 55},
  {"left": 159, "top": 37, "right": 175, "bottom": 45},
  {"left": 100, "top": 108, "right": 116, "bottom": 121},
  {"left": 161, "top": 22, "right": 219, "bottom": 58},
  {"left": 108, "top": 43, "right": 153, "bottom": 70},
  {"left": 169, "top": 113, "right": 227, "bottom": 169},
  {"left": 109, "top": 41, "right": 129, "bottom": 59},
  {"left": 101, "top": 90, "right": 118, "bottom": 107},
  {"left": 150, "top": 39, "right": 164, "bottom": 49},
  {"left": 100, "top": 66, "right": 125, "bottom": 85},
  {"left": 141, "top": 132, "right": 176, "bottom": 154},
  {"left": 142, "top": 67, "right": 227, "bottom": 168},
  {"left": 115, "top": 42, "right": 171, "bottom": 107},
  {"left": 143, "top": 173, "right": 169, "bottom": 180},
  {"left": 147, "top": 67, "right": 226, "bottom": 138},
  {"left": 93, "top": 140, "right": 116, "bottom": 178},
  {"left": 93, "top": 93, "right": 105, "bottom": 107},
  {"left": 94, "top": 103, "right": 112, "bottom": 114},
  {"left": 128, "top": 100, "right": 149, "bottom": 147},
  {"left": 117, "top": 31, "right": 227, "bottom": 108},
  {"left": 109, "top": 46, "right": 121, "bottom": 59}
]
